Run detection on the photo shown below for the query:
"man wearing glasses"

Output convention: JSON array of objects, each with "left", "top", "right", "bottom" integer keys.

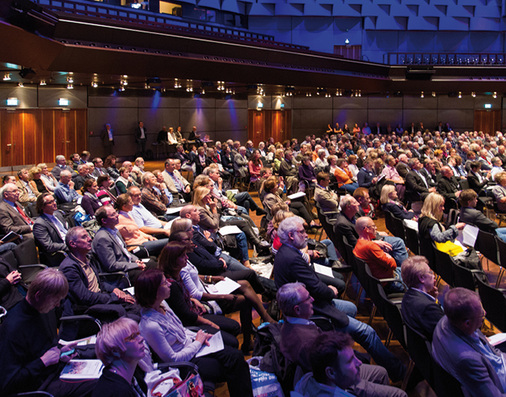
[{"left": 432, "top": 288, "right": 506, "bottom": 397}]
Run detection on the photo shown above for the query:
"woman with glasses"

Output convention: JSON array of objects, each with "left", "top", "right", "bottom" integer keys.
[{"left": 93, "top": 317, "right": 152, "bottom": 397}]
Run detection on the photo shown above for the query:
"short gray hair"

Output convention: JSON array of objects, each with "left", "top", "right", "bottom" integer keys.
[
  {"left": 55, "top": 155, "right": 66, "bottom": 162},
  {"left": 65, "top": 226, "right": 87, "bottom": 250},
  {"left": 60, "top": 170, "right": 72, "bottom": 178},
  {"left": 277, "top": 282, "right": 307, "bottom": 317},
  {"left": 339, "top": 195, "right": 355, "bottom": 211},
  {"left": 277, "top": 216, "right": 304, "bottom": 244},
  {"left": 0, "top": 183, "right": 17, "bottom": 198}
]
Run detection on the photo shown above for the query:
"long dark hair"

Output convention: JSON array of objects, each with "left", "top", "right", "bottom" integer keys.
[{"left": 158, "top": 241, "right": 188, "bottom": 279}]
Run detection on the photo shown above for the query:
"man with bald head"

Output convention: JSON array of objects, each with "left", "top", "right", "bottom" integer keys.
[
  {"left": 432, "top": 288, "right": 506, "bottom": 396},
  {"left": 353, "top": 217, "right": 405, "bottom": 293}
]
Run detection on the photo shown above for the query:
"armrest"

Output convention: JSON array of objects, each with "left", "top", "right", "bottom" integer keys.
[{"left": 18, "top": 264, "right": 47, "bottom": 284}]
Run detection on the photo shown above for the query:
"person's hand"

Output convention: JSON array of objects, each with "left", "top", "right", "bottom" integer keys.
[
  {"left": 455, "top": 190, "right": 461, "bottom": 198},
  {"left": 328, "top": 285, "right": 338, "bottom": 297},
  {"left": 218, "top": 177, "right": 223, "bottom": 186},
  {"left": 212, "top": 276, "right": 225, "bottom": 282},
  {"left": 309, "top": 250, "right": 321, "bottom": 259},
  {"left": 372, "top": 177, "right": 378, "bottom": 184},
  {"left": 113, "top": 288, "right": 136, "bottom": 304},
  {"left": 68, "top": 181, "right": 75, "bottom": 189},
  {"left": 203, "top": 230, "right": 212, "bottom": 240},
  {"left": 6, "top": 270, "right": 21, "bottom": 285},
  {"left": 219, "top": 258, "right": 227, "bottom": 270},
  {"left": 455, "top": 222, "right": 466, "bottom": 230},
  {"left": 41, "top": 347, "right": 62, "bottom": 367},
  {"left": 429, "top": 187, "right": 436, "bottom": 192},
  {"left": 192, "top": 299, "right": 207, "bottom": 314},
  {"left": 375, "top": 240, "right": 393, "bottom": 252},
  {"left": 222, "top": 294, "right": 236, "bottom": 301},
  {"left": 136, "top": 260, "right": 146, "bottom": 270},
  {"left": 195, "top": 330, "right": 212, "bottom": 345},
  {"left": 184, "top": 186, "right": 191, "bottom": 193},
  {"left": 59, "top": 342, "right": 78, "bottom": 363}
]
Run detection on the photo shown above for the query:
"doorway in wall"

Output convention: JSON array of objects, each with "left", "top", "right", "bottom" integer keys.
[
  {"left": 474, "top": 109, "right": 501, "bottom": 135},
  {"left": 248, "top": 109, "right": 291, "bottom": 146}
]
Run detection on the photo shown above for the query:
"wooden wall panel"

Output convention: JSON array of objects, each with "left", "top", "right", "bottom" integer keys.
[
  {"left": 41, "top": 111, "right": 55, "bottom": 163},
  {"left": 0, "top": 109, "right": 87, "bottom": 168}
]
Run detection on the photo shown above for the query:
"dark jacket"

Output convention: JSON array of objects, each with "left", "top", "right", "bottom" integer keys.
[
  {"left": 401, "top": 288, "right": 444, "bottom": 341},
  {"left": 459, "top": 206, "right": 498, "bottom": 233}
]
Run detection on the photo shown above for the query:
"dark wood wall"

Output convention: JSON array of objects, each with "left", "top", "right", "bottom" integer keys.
[{"left": 0, "top": 109, "right": 88, "bottom": 168}]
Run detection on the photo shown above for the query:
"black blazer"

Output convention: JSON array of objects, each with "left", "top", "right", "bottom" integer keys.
[
  {"left": 405, "top": 171, "right": 430, "bottom": 202},
  {"left": 467, "top": 171, "right": 488, "bottom": 194},
  {"left": 401, "top": 288, "right": 444, "bottom": 341}
]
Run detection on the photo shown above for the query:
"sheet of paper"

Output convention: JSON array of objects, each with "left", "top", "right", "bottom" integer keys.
[
  {"left": 403, "top": 219, "right": 419, "bottom": 231},
  {"left": 287, "top": 192, "right": 306, "bottom": 200},
  {"left": 313, "top": 263, "right": 334, "bottom": 277},
  {"left": 459, "top": 224, "right": 479, "bottom": 247},
  {"left": 124, "top": 286, "right": 135, "bottom": 295},
  {"left": 206, "top": 277, "right": 241, "bottom": 295},
  {"left": 59, "top": 335, "right": 97, "bottom": 346},
  {"left": 488, "top": 333, "right": 506, "bottom": 346},
  {"left": 195, "top": 331, "right": 224, "bottom": 358},
  {"left": 226, "top": 189, "right": 239, "bottom": 195},
  {"left": 60, "top": 360, "right": 104, "bottom": 379},
  {"left": 166, "top": 207, "right": 182, "bottom": 214},
  {"left": 219, "top": 225, "right": 242, "bottom": 235}
]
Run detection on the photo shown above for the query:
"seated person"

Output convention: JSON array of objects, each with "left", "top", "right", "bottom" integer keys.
[
  {"left": 353, "top": 217, "right": 405, "bottom": 293},
  {"left": 334, "top": 158, "right": 359, "bottom": 193},
  {"left": 80, "top": 178, "right": 103, "bottom": 217},
  {"left": 60, "top": 226, "right": 137, "bottom": 314},
  {"left": 432, "top": 288, "right": 506, "bottom": 397},
  {"left": 418, "top": 193, "right": 466, "bottom": 266},
  {"left": 314, "top": 172, "right": 339, "bottom": 213},
  {"left": 353, "top": 187, "right": 376, "bottom": 219},
  {"left": 492, "top": 171, "right": 506, "bottom": 212},
  {"left": 140, "top": 172, "right": 173, "bottom": 219},
  {"left": 16, "top": 168, "right": 40, "bottom": 207},
  {"left": 93, "top": 318, "right": 152, "bottom": 397},
  {"left": 0, "top": 256, "right": 25, "bottom": 310},
  {"left": 0, "top": 183, "right": 34, "bottom": 239},
  {"left": 0, "top": 268, "right": 96, "bottom": 396},
  {"left": 33, "top": 193, "right": 69, "bottom": 266},
  {"left": 115, "top": 167, "right": 134, "bottom": 195},
  {"left": 298, "top": 155, "right": 317, "bottom": 192},
  {"left": 115, "top": 194, "right": 169, "bottom": 258},
  {"left": 54, "top": 170, "right": 80, "bottom": 204},
  {"left": 162, "top": 158, "right": 191, "bottom": 202},
  {"left": 460, "top": 188, "right": 506, "bottom": 241},
  {"left": 400, "top": 256, "right": 443, "bottom": 341},
  {"left": 279, "top": 149, "right": 300, "bottom": 194},
  {"left": 136, "top": 269, "right": 254, "bottom": 396},
  {"left": 380, "top": 185, "right": 416, "bottom": 220},
  {"left": 91, "top": 205, "right": 152, "bottom": 283},
  {"left": 72, "top": 164, "right": 92, "bottom": 191},
  {"left": 128, "top": 186, "right": 171, "bottom": 238},
  {"left": 278, "top": 283, "right": 407, "bottom": 397}
]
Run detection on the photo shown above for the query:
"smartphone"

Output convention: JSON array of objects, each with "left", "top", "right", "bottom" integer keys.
[{"left": 60, "top": 348, "right": 75, "bottom": 357}]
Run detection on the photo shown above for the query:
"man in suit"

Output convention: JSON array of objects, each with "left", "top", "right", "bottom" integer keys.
[
  {"left": 162, "top": 158, "right": 191, "bottom": 201},
  {"left": 277, "top": 283, "right": 407, "bottom": 396},
  {"left": 279, "top": 149, "right": 299, "bottom": 194},
  {"left": 100, "top": 123, "right": 114, "bottom": 157},
  {"left": 436, "top": 166, "right": 461, "bottom": 211},
  {"left": 432, "top": 288, "right": 506, "bottom": 397},
  {"left": 395, "top": 154, "right": 410, "bottom": 179},
  {"left": 71, "top": 163, "right": 92, "bottom": 191},
  {"left": 405, "top": 158, "right": 436, "bottom": 204},
  {"left": 92, "top": 157, "right": 106, "bottom": 178},
  {"left": 459, "top": 189, "right": 506, "bottom": 241},
  {"left": 0, "top": 183, "right": 33, "bottom": 239},
  {"left": 134, "top": 121, "right": 147, "bottom": 155},
  {"left": 60, "top": 226, "right": 136, "bottom": 314},
  {"left": 50, "top": 155, "right": 73, "bottom": 181},
  {"left": 233, "top": 146, "right": 249, "bottom": 178},
  {"left": 273, "top": 216, "right": 406, "bottom": 382},
  {"left": 33, "top": 193, "right": 69, "bottom": 267},
  {"left": 16, "top": 168, "right": 40, "bottom": 208},
  {"left": 400, "top": 256, "right": 444, "bottom": 341},
  {"left": 91, "top": 205, "right": 149, "bottom": 283},
  {"left": 314, "top": 172, "right": 339, "bottom": 213}
]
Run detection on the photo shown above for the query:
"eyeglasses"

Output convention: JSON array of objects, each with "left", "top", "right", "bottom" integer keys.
[
  {"left": 124, "top": 331, "right": 141, "bottom": 342},
  {"left": 296, "top": 295, "right": 312, "bottom": 306}
]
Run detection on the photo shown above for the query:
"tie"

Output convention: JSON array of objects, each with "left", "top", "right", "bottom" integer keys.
[{"left": 16, "top": 204, "right": 33, "bottom": 225}]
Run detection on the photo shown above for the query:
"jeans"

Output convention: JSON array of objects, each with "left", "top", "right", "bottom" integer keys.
[
  {"left": 221, "top": 253, "right": 248, "bottom": 271},
  {"left": 382, "top": 236, "right": 409, "bottom": 268},
  {"left": 140, "top": 238, "right": 170, "bottom": 257},
  {"left": 319, "top": 239, "right": 339, "bottom": 261},
  {"left": 235, "top": 232, "right": 249, "bottom": 262},
  {"left": 336, "top": 316, "right": 405, "bottom": 382},
  {"left": 496, "top": 228, "right": 506, "bottom": 242},
  {"left": 235, "top": 192, "right": 259, "bottom": 214}
]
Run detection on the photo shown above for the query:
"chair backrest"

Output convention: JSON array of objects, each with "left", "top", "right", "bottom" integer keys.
[
  {"left": 475, "top": 230, "right": 498, "bottom": 265},
  {"left": 496, "top": 235, "right": 506, "bottom": 268},
  {"left": 451, "top": 261, "right": 480, "bottom": 291},
  {"left": 445, "top": 208, "right": 460, "bottom": 228},
  {"left": 405, "top": 226, "right": 420, "bottom": 255},
  {"left": 404, "top": 322, "right": 434, "bottom": 386},
  {"left": 390, "top": 213, "right": 406, "bottom": 240},
  {"left": 333, "top": 226, "right": 350, "bottom": 266},
  {"left": 459, "top": 179, "right": 470, "bottom": 190},
  {"left": 476, "top": 276, "right": 506, "bottom": 332},
  {"left": 432, "top": 243, "right": 455, "bottom": 287},
  {"left": 376, "top": 284, "right": 407, "bottom": 349},
  {"left": 384, "top": 210, "right": 394, "bottom": 235}
]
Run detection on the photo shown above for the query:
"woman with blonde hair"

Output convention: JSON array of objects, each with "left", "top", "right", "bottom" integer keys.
[
  {"left": 380, "top": 184, "right": 416, "bottom": 220},
  {"left": 418, "top": 192, "right": 465, "bottom": 264},
  {"left": 272, "top": 148, "right": 284, "bottom": 173},
  {"left": 37, "top": 163, "right": 58, "bottom": 192},
  {"left": 93, "top": 317, "right": 151, "bottom": 396},
  {"left": 29, "top": 166, "right": 48, "bottom": 194}
]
